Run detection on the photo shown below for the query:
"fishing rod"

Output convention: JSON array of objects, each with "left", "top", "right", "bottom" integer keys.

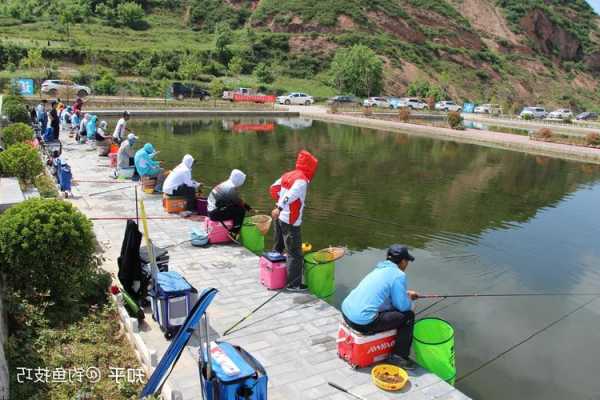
[
  {"left": 222, "top": 275, "right": 302, "bottom": 336},
  {"left": 418, "top": 292, "right": 600, "bottom": 299},
  {"left": 88, "top": 185, "right": 133, "bottom": 197},
  {"left": 89, "top": 216, "right": 181, "bottom": 220},
  {"left": 455, "top": 295, "right": 598, "bottom": 384},
  {"left": 327, "top": 382, "right": 368, "bottom": 400}
]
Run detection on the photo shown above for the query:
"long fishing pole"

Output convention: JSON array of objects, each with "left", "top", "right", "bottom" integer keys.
[
  {"left": 89, "top": 216, "right": 181, "bottom": 220},
  {"left": 418, "top": 292, "right": 600, "bottom": 299},
  {"left": 455, "top": 295, "right": 598, "bottom": 384},
  {"left": 222, "top": 275, "right": 302, "bottom": 336}
]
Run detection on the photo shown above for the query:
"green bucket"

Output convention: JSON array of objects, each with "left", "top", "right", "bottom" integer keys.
[
  {"left": 304, "top": 252, "right": 335, "bottom": 299},
  {"left": 413, "top": 318, "right": 456, "bottom": 385},
  {"left": 240, "top": 218, "right": 264, "bottom": 255}
]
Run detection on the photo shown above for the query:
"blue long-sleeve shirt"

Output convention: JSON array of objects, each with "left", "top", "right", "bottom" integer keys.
[{"left": 341, "top": 260, "right": 412, "bottom": 325}]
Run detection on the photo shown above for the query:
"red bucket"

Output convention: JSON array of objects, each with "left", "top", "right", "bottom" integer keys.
[{"left": 109, "top": 153, "right": 118, "bottom": 168}]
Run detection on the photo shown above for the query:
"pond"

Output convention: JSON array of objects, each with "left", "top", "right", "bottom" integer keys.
[{"left": 129, "top": 117, "right": 600, "bottom": 400}]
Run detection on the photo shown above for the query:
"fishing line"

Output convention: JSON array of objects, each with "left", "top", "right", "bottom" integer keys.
[
  {"left": 416, "top": 297, "right": 447, "bottom": 316},
  {"left": 455, "top": 295, "right": 598, "bottom": 383},
  {"left": 419, "top": 292, "right": 600, "bottom": 299}
]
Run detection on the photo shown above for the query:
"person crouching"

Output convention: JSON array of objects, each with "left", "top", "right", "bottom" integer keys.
[
  {"left": 163, "top": 154, "right": 201, "bottom": 212},
  {"left": 341, "top": 244, "right": 419, "bottom": 370},
  {"left": 207, "top": 169, "right": 250, "bottom": 239}
]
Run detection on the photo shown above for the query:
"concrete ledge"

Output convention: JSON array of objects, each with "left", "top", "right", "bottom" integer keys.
[
  {"left": 0, "top": 177, "right": 25, "bottom": 213},
  {"left": 304, "top": 111, "right": 600, "bottom": 165},
  {"left": 87, "top": 110, "right": 300, "bottom": 118}
]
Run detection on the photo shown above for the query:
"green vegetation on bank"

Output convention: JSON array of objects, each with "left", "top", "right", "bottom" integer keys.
[{"left": 0, "top": 199, "right": 142, "bottom": 399}]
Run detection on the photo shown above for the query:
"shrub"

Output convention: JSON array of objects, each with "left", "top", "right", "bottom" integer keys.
[
  {"left": 1, "top": 123, "right": 33, "bottom": 147},
  {"left": 447, "top": 111, "right": 464, "bottom": 130},
  {"left": 0, "top": 143, "right": 43, "bottom": 182},
  {"left": 328, "top": 103, "right": 339, "bottom": 114},
  {"left": 117, "top": 1, "right": 147, "bottom": 30},
  {"left": 33, "top": 174, "right": 59, "bottom": 198},
  {"left": 522, "top": 113, "right": 534, "bottom": 121},
  {"left": 0, "top": 199, "right": 96, "bottom": 309},
  {"left": 362, "top": 106, "right": 373, "bottom": 117},
  {"left": 93, "top": 71, "right": 118, "bottom": 95},
  {"left": 2, "top": 101, "right": 29, "bottom": 123},
  {"left": 399, "top": 108, "right": 410, "bottom": 122},
  {"left": 535, "top": 128, "right": 553, "bottom": 139},
  {"left": 254, "top": 62, "right": 274, "bottom": 84},
  {"left": 585, "top": 133, "right": 600, "bottom": 146}
]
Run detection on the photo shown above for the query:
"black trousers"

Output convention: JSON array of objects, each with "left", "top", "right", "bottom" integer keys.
[
  {"left": 208, "top": 205, "right": 246, "bottom": 234},
  {"left": 272, "top": 219, "right": 303, "bottom": 287},
  {"left": 343, "top": 310, "right": 415, "bottom": 359},
  {"left": 172, "top": 184, "right": 197, "bottom": 211}
]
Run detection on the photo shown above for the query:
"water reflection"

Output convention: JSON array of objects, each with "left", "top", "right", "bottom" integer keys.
[{"left": 129, "top": 118, "right": 600, "bottom": 399}]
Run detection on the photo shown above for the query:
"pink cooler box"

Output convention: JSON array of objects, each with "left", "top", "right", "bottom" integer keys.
[
  {"left": 259, "top": 256, "right": 287, "bottom": 289},
  {"left": 337, "top": 321, "right": 397, "bottom": 368},
  {"left": 203, "top": 219, "right": 234, "bottom": 244}
]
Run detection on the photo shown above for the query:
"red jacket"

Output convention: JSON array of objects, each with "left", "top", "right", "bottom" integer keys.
[{"left": 270, "top": 150, "right": 318, "bottom": 226}]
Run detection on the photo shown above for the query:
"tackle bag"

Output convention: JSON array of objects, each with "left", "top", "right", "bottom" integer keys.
[
  {"left": 150, "top": 271, "right": 197, "bottom": 339},
  {"left": 199, "top": 341, "right": 268, "bottom": 400}
]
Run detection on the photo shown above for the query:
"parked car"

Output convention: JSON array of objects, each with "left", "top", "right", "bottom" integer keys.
[
  {"left": 327, "top": 95, "right": 360, "bottom": 105},
  {"left": 363, "top": 97, "right": 390, "bottom": 108},
  {"left": 276, "top": 92, "right": 314, "bottom": 105},
  {"left": 576, "top": 112, "right": 598, "bottom": 121},
  {"left": 171, "top": 82, "right": 209, "bottom": 100},
  {"left": 389, "top": 97, "right": 429, "bottom": 110},
  {"left": 41, "top": 80, "right": 91, "bottom": 97},
  {"left": 434, "top": 100, "right": 462, "bottom": 112},
  {"left": 519, "top": 106, "right": 547, "bottom": 119},
  {"left": 547, "top": 108, "right": 573, "bottom": 120},
  {"left": 474, "top": 103, "right": 502, "bottom": 114}
]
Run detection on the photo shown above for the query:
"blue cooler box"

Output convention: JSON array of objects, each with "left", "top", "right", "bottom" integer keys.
[
  {"left": 199, "top": 342, "right": 268, "bottom": 400},
  {"left": 150, "top": 271, "right": 197, "bottom": 339}
]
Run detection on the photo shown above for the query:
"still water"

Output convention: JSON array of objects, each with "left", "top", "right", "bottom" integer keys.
[{"left": 129, "top": 117, "right": 600, "bottom": 399}]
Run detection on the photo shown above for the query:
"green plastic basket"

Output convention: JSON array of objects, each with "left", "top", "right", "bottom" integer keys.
[
  {"left": 413, "top": 318, "right": 456, "bottom": 385},
  {"left": 304, "top": 252, "right": 335, "bottom": 299},
  {"left": 240, "top": 218, "right": 264, "bottom": 255}
]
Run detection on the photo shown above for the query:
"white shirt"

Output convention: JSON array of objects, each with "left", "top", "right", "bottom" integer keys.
[
  {"left": 163, "top": 155, "right": 198, "bottom": 194},
  {"left": 113, "top": 118, "right": 127, "bottom": 141}
]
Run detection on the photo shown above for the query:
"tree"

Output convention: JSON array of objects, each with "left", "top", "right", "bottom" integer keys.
[
  {"left": 179, "top": 54, "right": 203, "bottom": 81},
  {"left": 117, "top": 1, "right": 147, "bottom": 30},
  {"left": 58, "top": 7, "right": 76, "bottom": 40},
  {"left": 21, "top": 48, "right": 44, "bottom": 69},
  {"left": 214, "top": 22, "right": 232, "bottom": 65},
  {"left": 228, "top": 56, "right": 243, "bottom": 76},
  {"left": 209, "top": 78, "right": 225, "bottom": 106},
  {"left": 329, "top": 45, "right": 383, "bottom": 97},
  {"left": 253, "top": 62, "right": 274, "bottom": 84}
]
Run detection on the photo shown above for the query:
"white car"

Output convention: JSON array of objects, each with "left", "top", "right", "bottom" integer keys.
[
  {"left": 474, "top": 104, "right": 502, "bottom": 114},
  {"left": 434, "top": 101, "right": 462, "bottom": 112},
  {"left": 547, "top": 108, "right": 573, "bottom": 120},
  {"left": 520, "top": 106, "right": 547, "bottom": 119},
  {"left": 363, "top": 97, "right": 390, "bottom": 108},
  {"left": 276, "top": 93, "right": 314, "bottom": 105},
  {"left": 41, "top": 80, "right": 91, "bottom": 97},
  {"left": 389, "top": 97, "right": 429, "bottom": 110}
]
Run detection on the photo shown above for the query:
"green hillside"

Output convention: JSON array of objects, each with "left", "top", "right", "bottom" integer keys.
[{"left": 1, "top": 0, "right": 600, "bottom": 110}]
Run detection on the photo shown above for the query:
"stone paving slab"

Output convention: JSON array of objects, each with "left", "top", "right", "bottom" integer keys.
[{"left": 59, "top": 133, "right": 469, "bottom": 400}]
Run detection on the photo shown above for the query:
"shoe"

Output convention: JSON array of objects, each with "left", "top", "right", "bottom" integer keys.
[
  {"left": 390, "top": 354, "right": 418, "bottom": 370},
  {"left": 287, "top": 284, "right": 308, "bottom": 292}
]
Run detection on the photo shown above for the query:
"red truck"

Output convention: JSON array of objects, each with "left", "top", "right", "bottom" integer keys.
[{"left": 222, "top": 88, "right": 275, "bottom": 104}]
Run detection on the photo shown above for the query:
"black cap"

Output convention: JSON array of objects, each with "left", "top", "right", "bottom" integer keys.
[{"left": 387, "top": 244, "right": 415, "bottom": 263}]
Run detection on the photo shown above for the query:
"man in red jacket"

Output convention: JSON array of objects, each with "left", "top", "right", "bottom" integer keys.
[{"left": 270, "top": 150, "right": 319, "bottom": 291}]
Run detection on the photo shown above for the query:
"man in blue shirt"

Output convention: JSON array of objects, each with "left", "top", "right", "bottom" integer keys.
[{"left": 341, "top": 244, "right": 419, "bottom": 369}]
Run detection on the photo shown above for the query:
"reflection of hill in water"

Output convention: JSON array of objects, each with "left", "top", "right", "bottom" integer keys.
[{"left": 132, "top": 118, "right": 600, "bottom": 251}]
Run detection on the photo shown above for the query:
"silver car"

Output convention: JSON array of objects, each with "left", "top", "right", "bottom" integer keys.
[
  {"left": 276, "top": 92, "right": 314, "bottom": 105},
  {"left": 363, "top": 97, "right": 390, "bottom": 108},
  {"left": 547, "top": 109, "right": 573, "bottom": 120},
  {"left": 434, "top": 101, "right": 462, "bottom": 112},
  {"left": 41, "top": 80, "right": 91, "bottom": 97},
  {"left": 520, "top": 106, "right": 547, "bottom": 119}
]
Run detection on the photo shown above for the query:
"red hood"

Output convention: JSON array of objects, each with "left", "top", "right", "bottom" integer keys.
[{"left": 295, "top": 150, "right": 318, "bottom": 181}]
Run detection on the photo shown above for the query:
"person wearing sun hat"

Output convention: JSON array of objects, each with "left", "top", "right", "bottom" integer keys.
[{"left": 341, "top": 244, "right": 419, "bottom": 369}]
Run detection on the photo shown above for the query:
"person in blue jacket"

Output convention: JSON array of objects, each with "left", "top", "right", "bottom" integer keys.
[
  {"left": 134, "top": 143, "right": 161, "bottom": 177},
  {"left": 341, "top": 244, "right": 419, "bottom": 369}
]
